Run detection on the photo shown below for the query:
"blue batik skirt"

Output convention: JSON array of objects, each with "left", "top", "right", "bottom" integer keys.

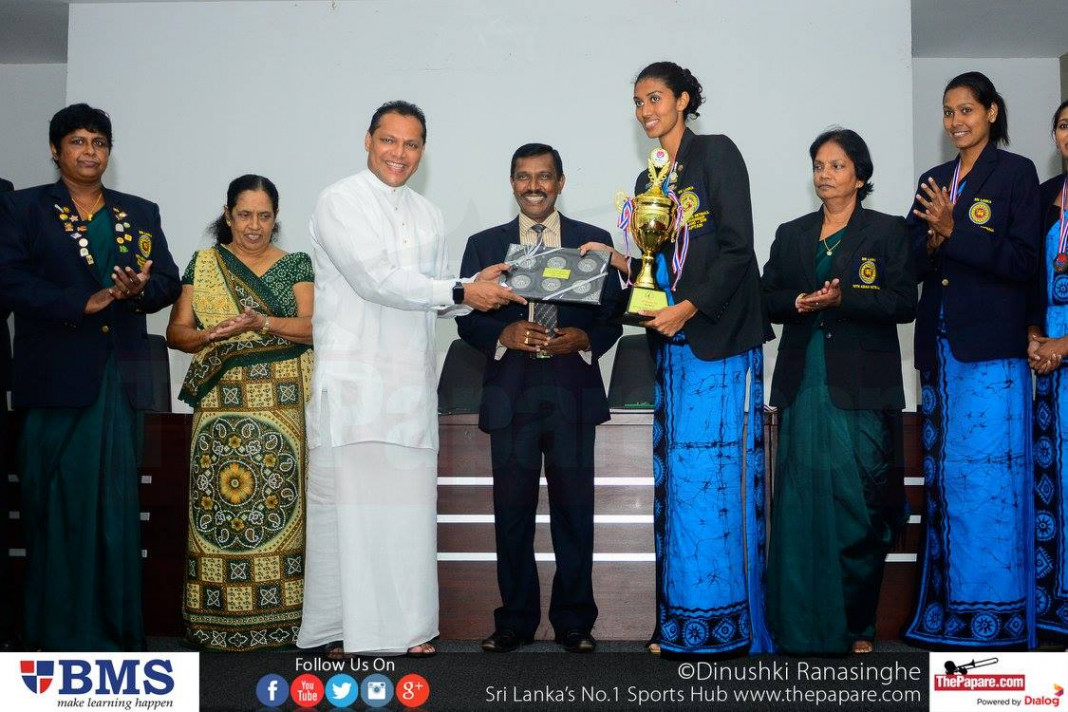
[
  {"left": 905, "top": 337, "right": 1035, "bottom": 648},
  {"left": 651, "top": 342, "right": 773, "bottom": 654},
  {"left": 1034, "top": 219, "right": 1068, "bottom": 639}
]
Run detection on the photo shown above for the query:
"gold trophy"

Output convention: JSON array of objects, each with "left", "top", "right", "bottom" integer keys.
[{"left": 616, "top": 148, "right": 681, "bottom": 324}]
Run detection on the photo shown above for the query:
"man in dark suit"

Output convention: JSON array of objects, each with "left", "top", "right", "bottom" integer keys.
[
  {"left": 0, "top": 177, "right": 12, "bottom": 649},
  {"left": 457, "top": 144, "right": 621, "bottom": 653}
]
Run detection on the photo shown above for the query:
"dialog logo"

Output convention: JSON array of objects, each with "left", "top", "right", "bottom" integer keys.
[
  {"left": 361, "top": 673, "right": 394, "bottom": 708},
  {"left": 1023, "top": 684, "right": 1066, "bottom": 707},
  {"left": 325, "top": 673, "right": 359, "bottom": 708},
  {"left": 256, "top": 674, "right": 289, "bottom": 708},
  {"left": 291, "top": 673, "right": 325, "bottom": 708},
  {"left": 20, "top": 660, "right": 54, "bottom": 694}
]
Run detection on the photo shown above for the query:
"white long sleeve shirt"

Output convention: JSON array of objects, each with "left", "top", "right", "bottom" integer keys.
[{"left": 307, "top": 169, "right": 467, "bottom": 450}]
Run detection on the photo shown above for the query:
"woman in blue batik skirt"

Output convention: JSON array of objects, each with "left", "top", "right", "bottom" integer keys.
[
  {"left": 583, "top": 61, "right": 773, "bottom": 656},
  {"left": 1025, "top": 98, "right": 1068, "bottom": 643},
  {"left": 904, "top": 71, "right": 1041, "bottom": 650}
]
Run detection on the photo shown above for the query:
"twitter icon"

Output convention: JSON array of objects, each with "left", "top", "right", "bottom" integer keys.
[{"left": 325, "top": 673, "right": 359, "bottom": 708}]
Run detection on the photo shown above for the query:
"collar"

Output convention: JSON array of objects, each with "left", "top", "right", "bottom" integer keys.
[
  {"left": 974, "top": 139, "right": 999, "bottom": 166},
  {"left": 951, "top": 139, "right": 998, "bottom": 174},
  {"left": 360, "top": 168, "right": 408, "bottom": 204},
  {"left": 518, "top": 210, "right": 561, "bottom": 236},
  {"left": 846, "top": 202, "right": 870, "bottom": 230},
  {"left": 815, "top": 202, "right": 869, "bottom": 230},
  {"left": 677, "top": 127, "right": 697, "bottom": 164},
  {"left": 49, "top": 179, "right": 112, "bottom": 205}
]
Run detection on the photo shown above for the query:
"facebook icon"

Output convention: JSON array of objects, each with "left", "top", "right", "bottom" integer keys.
[{"left": 256, "top": 674, "right": 289, "bottom": 708}]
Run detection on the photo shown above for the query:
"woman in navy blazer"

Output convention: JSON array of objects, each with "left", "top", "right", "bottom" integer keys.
[
  {"left": 584, "top": 61, "right": 772, "bottom": 656},
  {"left": 763, "top": 129, "right": 916, "bottom": 655},
  {"left": 0, "top": 104, "right": 181, "bottom": 651},
  {"left": 903, "top": 72, "right": 1041, "bottom": 650}
]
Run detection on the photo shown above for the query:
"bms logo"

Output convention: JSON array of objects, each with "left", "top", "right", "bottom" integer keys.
[
  {"left": 21, "top": 660, "right": 54, "bottom": 694},
  {"left": 18, "top": 659, "right": 175, "bottom": 695}
]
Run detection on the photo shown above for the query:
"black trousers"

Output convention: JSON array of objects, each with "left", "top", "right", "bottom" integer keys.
[{"left": 488, "top": 366, "right": 597, "bottom": 638}]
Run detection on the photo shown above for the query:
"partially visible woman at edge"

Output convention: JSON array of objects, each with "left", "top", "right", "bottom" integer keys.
[
  {"left": 582, "top": 61, "right": 774, "bottom": 656},
  {"left": 0, "top": 103, "right": 182, "bottom": 650},
  {"left": 1025, "top": 98, "right": 1068, "bottom": 643},
  {"left": 762, "top": 128, "right": 915, "bottom": 655},
  {"left": 904, "top": 71, "right": 1041, "bottom": 650},
  {"left": 167, "top": 174, "right": 314, "bottom": 651}
]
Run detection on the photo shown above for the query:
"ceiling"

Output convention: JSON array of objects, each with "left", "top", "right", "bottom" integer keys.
[
  {"left": 0, "top": 0, "right": 68, "bottom": 64},
  {"left": 911, "top": 0, "right": 1068, "bottom": 58},
  {"left": 0, "top": 0, "right": 1066, "bottom": 64}
]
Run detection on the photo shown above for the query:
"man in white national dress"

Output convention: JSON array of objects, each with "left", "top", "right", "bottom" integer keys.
[{"left": 298, "top": 100, "right": 523, "bottom": 656}]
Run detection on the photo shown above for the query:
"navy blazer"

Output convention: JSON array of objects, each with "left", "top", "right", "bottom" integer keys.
[
  {"left": 763, "top": 204, "right": 917, "bottom": 410},
  {"left": 0, "top": 181, "right": 181, "bottom": 409},
  {"left": 1040, "top": 172, "right": 1066, "bottom": 234},
  {"left": 456, "top": 214, "right": 622, "bottom": 432},
  {"left": 631, "top": 129, "right": 773, "bottom": 360},
  {"left": 909, "top": 142, "right": 1042, "bottom": 370}
]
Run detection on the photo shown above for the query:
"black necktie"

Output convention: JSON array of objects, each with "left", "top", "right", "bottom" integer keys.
[{"left": 530, "top": 224, "right": 558, "bottom": 336}]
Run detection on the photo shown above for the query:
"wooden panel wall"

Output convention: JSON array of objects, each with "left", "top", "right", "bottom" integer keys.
[
  {"left": 4, "top": 412, "right": 924, "bottom": 641},
  {"left": 437, "top": 412, "right": 924, "bottom": 641}
]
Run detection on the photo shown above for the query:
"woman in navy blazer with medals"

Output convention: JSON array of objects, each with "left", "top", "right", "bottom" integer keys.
[
  {"left": 903, "top": 72, "right": 1041, "bottom": 650},
  {"left": 762, "top": 129, "right": 916, "bottom": 655},
  {"left": 1025, "top": 99, "right": 1068, "bottom": 642},
  {"left": 584, "top": 61, "right": 773, "bottom": 656},
  {"left": 0, "top": 104, "right": 181, "bottom": 651}
]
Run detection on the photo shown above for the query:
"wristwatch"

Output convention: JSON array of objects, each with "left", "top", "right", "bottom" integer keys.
[{"left": 452, "top": 281, "right": 465, "bottom": 305}]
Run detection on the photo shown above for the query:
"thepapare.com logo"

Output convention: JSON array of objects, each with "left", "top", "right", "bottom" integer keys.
[{"left": 19, "top": 658, "right": 175, "bottom": 708}]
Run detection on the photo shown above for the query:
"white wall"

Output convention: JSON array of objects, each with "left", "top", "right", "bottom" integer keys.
[
  {"left": 913, "top": 58, "right": 1064, "bottom": 181},
  {"left": 0, "top": 63, "right": 67, "bottom": 190},
  {"left": 64, "top": 0, "right": 916, "bottom": 410}
]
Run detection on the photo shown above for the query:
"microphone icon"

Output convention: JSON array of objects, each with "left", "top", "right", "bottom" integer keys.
[{"left": 944, "top": 657, "right": 998, "bottom": 675}]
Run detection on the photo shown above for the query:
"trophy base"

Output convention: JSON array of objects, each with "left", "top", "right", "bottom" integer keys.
[{"left": 622, "top": 286, "right": 669, "bottom": 326}]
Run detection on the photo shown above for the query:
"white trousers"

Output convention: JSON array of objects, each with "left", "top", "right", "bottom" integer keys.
[{"left": 297, "top": 397, "right": 439, "bottom": 654}]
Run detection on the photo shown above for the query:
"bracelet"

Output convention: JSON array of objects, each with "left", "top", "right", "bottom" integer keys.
[{"left": 260, "top": 316, "right": 271, "bottom": 335}]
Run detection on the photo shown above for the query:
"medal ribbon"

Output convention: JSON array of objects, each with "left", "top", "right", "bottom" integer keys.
[
  {"left": 667, "top": 189, "right": 690, "bottom": 291},
  {"left": 664, "top": 158, "right": 690, "bottom": 291},
  {"left": 1058, "top": 177, "right": 1068, "bottom": 258},
  {"left": 616, "top": 197, "right": 635, "bottom": 288},
  {"left": 948, "top": 159, "right": 963, "bottom": 203}
]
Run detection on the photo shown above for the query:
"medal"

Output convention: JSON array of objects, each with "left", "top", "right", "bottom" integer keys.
[{"left": 1056, "top": 253, "right": 1068, "bottom": 274}]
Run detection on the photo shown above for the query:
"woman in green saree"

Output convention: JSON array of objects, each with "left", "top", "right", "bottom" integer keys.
[
  {"left": 167, "top": 175, "right": 313, "bottom": 651},
  {"left": 762, "top": 129, "right": 915, "bottom": 655}
]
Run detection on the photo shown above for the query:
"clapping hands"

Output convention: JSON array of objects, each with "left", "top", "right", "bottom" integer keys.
[
  {"left": 795, "top": 279, "right": 842, "bottom": 313},
  {"left": 205, "top": 307, "right": 266, "bottom": 343}
]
